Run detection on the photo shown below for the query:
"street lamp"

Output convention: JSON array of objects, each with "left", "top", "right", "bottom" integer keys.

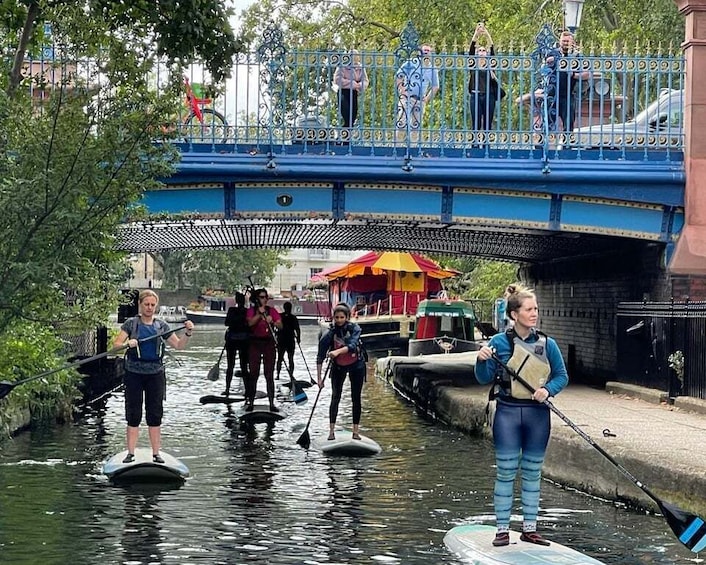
[{"left": 563, "top": 0, "right": 585, "bottom": 33}]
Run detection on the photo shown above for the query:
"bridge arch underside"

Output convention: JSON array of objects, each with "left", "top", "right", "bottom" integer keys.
[
  {"left": 118, "top": 217, "right": 660, "bottom": 264},
  {"left": 117, "top": 177, "right": 681, "bottom": 263}
]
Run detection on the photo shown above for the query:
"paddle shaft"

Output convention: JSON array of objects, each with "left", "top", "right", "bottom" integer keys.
[
  {"left": 3, "top": 324, "right": 187, "bottom": 393},
  {"left": 300, "top": 362, "right": 330, "bottom": 438},
  {"left": 491, "top": 352, "right": 664, "bottom": 507},
  {"left": 297, "top": 341, "right": 316, "bottom": 384}
]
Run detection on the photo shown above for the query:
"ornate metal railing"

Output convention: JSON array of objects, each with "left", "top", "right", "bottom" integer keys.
[{"left": 24, "top": 22, "right": 685, "bottom": 161}]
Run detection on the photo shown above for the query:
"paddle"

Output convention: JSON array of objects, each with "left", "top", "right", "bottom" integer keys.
[
  {"left": 297, "top": 341, "right": 317, "bottom": 385},
  {"left": 0, "top": 325, "right": 187, "bottom": 401},
  {"left": 207, "top": 344, "right": 226, "bottom": 381},
  {"left": 491, "top": 351, "right": 706, "bottom": 554},
  {"left": 296, "top": 361, "right": 330, "bottom": 449},
  {"left": 285, "top": 354, "right": 307, "bottom": 405}
]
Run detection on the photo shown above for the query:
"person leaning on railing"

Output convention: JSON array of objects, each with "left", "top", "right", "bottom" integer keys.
[
  {"left": 395, "top": 44, "right": 440, "bottom": 143},
  {"left": 333, "top": 50, "right": 369, "bottom": 137},
  {"left": 544, "top": 30, "right": 591, "bottom": 133},
  {"left": 468, "top": 23, "right": 506, "bottom": 135}
]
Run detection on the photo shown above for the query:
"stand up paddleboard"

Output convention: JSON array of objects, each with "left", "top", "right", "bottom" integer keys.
[
  {"left": 199, "top": 390, "right": 266, "bottom": 405},
  {"left": 102, "top": 448, "right": 189, "bottom": 483},
  {"left": 278, "top": 379, "right": 314, "bottom": 389},
  {"left": 444, "top": 524, "right": 605, "bottom": 565},
  {"left": 317, "top": 431, "right": 381, "bottom": 456},
  {"left": 199, "top": 394, "right": 245, "bottom": 405},
  {"left": 237, "top": 405, "right": 285, "bottom": 425}
]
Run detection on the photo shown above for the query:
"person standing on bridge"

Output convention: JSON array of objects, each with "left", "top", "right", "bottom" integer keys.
[
  {"left": 115, "top": 289, "right": 195, "bottom": 464},
  {"left": 468, "top": 23, "right": 506, "bottom": 135},
  {"left": 544, "top": 30, "right": 591, "bottom": 132},
  {"left": 475, "top": 283, "right": 568, "bottom": 548},
  {"left": 223, "top": 291, "right": 250, "bottom": 397},
  {"left": 395, "top": 44, "right": 439, "bottom": 143},
  {"left": 276, "top": 301, "right": 301, "bottom": 380},
  {"left": 333, "top": 49, "right": 369, "bottom": 139},
  {"left": 316, "top": 303, "right": 367, "bottom": 441},
  {"left": 246, "top": 288, "right": 283, "bottom": 412}
]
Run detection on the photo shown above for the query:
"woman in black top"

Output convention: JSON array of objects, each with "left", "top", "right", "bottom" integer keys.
[
  {"left": 224, "top": 292, "right": 249, "bottom": 396},
  {"left": 468, "top": 23, "right": 505, "bottom": 134}
]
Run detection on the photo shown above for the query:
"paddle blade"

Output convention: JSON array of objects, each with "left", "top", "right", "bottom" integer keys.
[
  {"left": 660, "top": 500, "right": 706, "bottom": 553},
  {"left": 291, "top": 379, "right": 308, "bottom": 405},
  {"left": 206, "top": 364, "right": 220, "bottom": 382},
  {"left": 296, "top": 429, "right": 311, "bottom": 449},
  {"left": 0, "top": 381, "right": 15, "bottom": 400}
]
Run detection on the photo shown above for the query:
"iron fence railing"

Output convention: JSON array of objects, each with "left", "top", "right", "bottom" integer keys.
[
  {"left": 23, "top": 22, "right": 684, "bottom": 161},
  {"left": 617, "top": 301, "right": 706, "bottom": 400}
]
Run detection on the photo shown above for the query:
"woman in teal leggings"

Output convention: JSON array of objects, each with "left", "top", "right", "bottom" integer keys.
[{"left": 476, "top": 283, "right": 568, "bottom": 547}]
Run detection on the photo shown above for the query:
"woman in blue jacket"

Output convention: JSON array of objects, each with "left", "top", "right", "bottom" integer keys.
[
  {"left": 475, "top": 283, "right": 568, "bottom": 548},
  {"left": 316, "top": 303, "right": 366, "bottom": 441}
]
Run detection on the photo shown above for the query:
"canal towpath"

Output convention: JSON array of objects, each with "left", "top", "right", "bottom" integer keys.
[{"left": 377, "top": 355, "right": 706, "bottom": 517}]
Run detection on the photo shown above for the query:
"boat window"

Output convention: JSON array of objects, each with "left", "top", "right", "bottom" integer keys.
[{"left": 440, "top": 316, "right": 453, "bottom": 333}]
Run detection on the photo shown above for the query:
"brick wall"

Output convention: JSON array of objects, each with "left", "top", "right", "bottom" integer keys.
[{"left": 520, "top": 244, "right": 671, "bottom": 386}]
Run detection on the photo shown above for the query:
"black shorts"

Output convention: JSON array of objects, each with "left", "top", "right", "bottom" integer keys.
[{"left": 124, "top": 368, "right": 166, "bottom": 427}]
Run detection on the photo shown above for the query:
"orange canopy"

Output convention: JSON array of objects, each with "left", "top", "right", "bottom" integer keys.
[{"left": 320, "top": 251, "right": 460, "bottom": 280}]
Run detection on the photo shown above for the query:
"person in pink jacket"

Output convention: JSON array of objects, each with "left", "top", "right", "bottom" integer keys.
[{"left": 333, "top": 50, "right": 369, "bottom": 137}]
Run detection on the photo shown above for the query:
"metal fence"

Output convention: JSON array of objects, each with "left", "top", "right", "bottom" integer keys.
[
  {"left": 617, "top": 301, "right": 706, "bottom": 400},
  {"left": 25, "top": 22, "right": 684, "bottom": 160}
]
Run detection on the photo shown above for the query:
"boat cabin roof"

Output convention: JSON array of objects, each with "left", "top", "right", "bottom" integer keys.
[{"left": 415, "top": 299, "right": 477, "bottom": 319}]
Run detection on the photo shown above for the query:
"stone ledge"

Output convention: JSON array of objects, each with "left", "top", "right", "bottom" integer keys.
[
  {"left": 605, "top": 381, "right": 669, "bottom": 404},
  {"left": 674, "top": 395, "right": 706, "bottom": 415}
]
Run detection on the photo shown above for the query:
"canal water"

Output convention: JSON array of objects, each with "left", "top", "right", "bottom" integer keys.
[{"left": 0, "top": 326, "right": 699, "bottom": 564}]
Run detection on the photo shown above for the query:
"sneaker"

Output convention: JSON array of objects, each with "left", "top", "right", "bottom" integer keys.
[
  {"left": 153, "top": 454, "right": 165, "bottom": 464},
  {"left": 122, "top": 453, "right": 135, "bottom": 464},
  {"left": 492, "top": 532, "right": 510, "bottom": 547},
  {"left": 520, "top": 532, "right": 550, "bottom": 546},
  {"left": 269, "top": 405, "right": 280, "bottom": 413}
]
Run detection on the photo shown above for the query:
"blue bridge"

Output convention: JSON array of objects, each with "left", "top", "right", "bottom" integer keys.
[{"left": 114, "top": 22, "right": 686, "bottom": 265}]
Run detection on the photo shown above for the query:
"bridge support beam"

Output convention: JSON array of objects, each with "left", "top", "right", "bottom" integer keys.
[{"left": 670, "top": 0, "right": 706, "bottom": 275}]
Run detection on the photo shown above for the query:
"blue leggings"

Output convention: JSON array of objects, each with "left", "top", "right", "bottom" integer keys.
[{"left": 492, "top": 400, "right": 551, "bottom": 528}]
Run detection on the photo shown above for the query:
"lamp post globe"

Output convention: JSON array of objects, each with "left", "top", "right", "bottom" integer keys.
[{"left": 563, "top": 0, "right": 585, "bottom": 33}]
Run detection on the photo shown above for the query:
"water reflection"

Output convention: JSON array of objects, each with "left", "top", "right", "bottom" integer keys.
[
  {"left": 0, "top": 326, "right": 699, "bottom": 564},
  {"left": 120, "top": 487, "right": 167, "bottom": 565}
]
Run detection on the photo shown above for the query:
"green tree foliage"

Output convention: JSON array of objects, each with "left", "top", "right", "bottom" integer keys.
[
  {"left": 152, "top": 248, "right": 289, "bottom": 293},
  {"left": 0, "top": 1, "right": 237, "bottom": 424},
  {"left": 238, "top": 0, "right": 683, "bottom": 53},
  {"left": 5, "top": 1, "right": 240, "bottom": 95},
  {"left": 0, "top": 322, "right": 82, "bottom": 433}
]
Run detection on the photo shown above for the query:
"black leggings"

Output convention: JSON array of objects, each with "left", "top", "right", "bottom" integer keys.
[
  {"left": 225, "top": 338, "right": 249, "bottom": 391},
  {"left": 328, "top": 362, "right": 366, "bottom": 425}
]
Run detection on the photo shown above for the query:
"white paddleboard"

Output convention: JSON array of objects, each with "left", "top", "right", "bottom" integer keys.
[
  {"left": 237, "top": 404, "right": 285, "bottom": 424},
  {"left": 317, "top": 431, "right": 382, "bottom": 456},
  {"left": 102, "top": 448, "right": 189, "bottom": 483},
  {"left": 444, "top": 524, "right": 605, "bottom": 564}
]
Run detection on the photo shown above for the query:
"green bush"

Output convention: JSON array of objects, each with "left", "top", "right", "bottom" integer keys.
[{"left": 0, "top": 323, "right": 82, "bottom": 436}]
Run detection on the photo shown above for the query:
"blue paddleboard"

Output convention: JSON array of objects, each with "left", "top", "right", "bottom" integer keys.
[{"left": 444, "top": 524, "right": 605, "bottom": 564}]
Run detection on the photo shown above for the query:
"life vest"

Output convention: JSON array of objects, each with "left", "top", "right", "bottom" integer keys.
[
  {"left": 494, "top": 328, "right": 550, "bottom": 400},
  {"left": 333, "top": 333, "right": 359, "bottom": 366},
  {"left": 126, "top": 317, "right": 168, "bottom": 363}
]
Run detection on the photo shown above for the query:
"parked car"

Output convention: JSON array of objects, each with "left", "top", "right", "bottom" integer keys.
[{"left": 572, "top": 88, "right": 683, "bottom": 150}]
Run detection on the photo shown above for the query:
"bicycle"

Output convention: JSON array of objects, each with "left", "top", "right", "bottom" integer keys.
[{"left": 179, "top": 76, "right": 228, "bottom": 142}]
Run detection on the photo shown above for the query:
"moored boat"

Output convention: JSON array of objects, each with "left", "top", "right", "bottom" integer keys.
[
  {"left": 408, "top": 299, "right": 483, "bottom": 356},
  {"left": 315, "top": 251, "right": 460, "bottom": 355}
]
